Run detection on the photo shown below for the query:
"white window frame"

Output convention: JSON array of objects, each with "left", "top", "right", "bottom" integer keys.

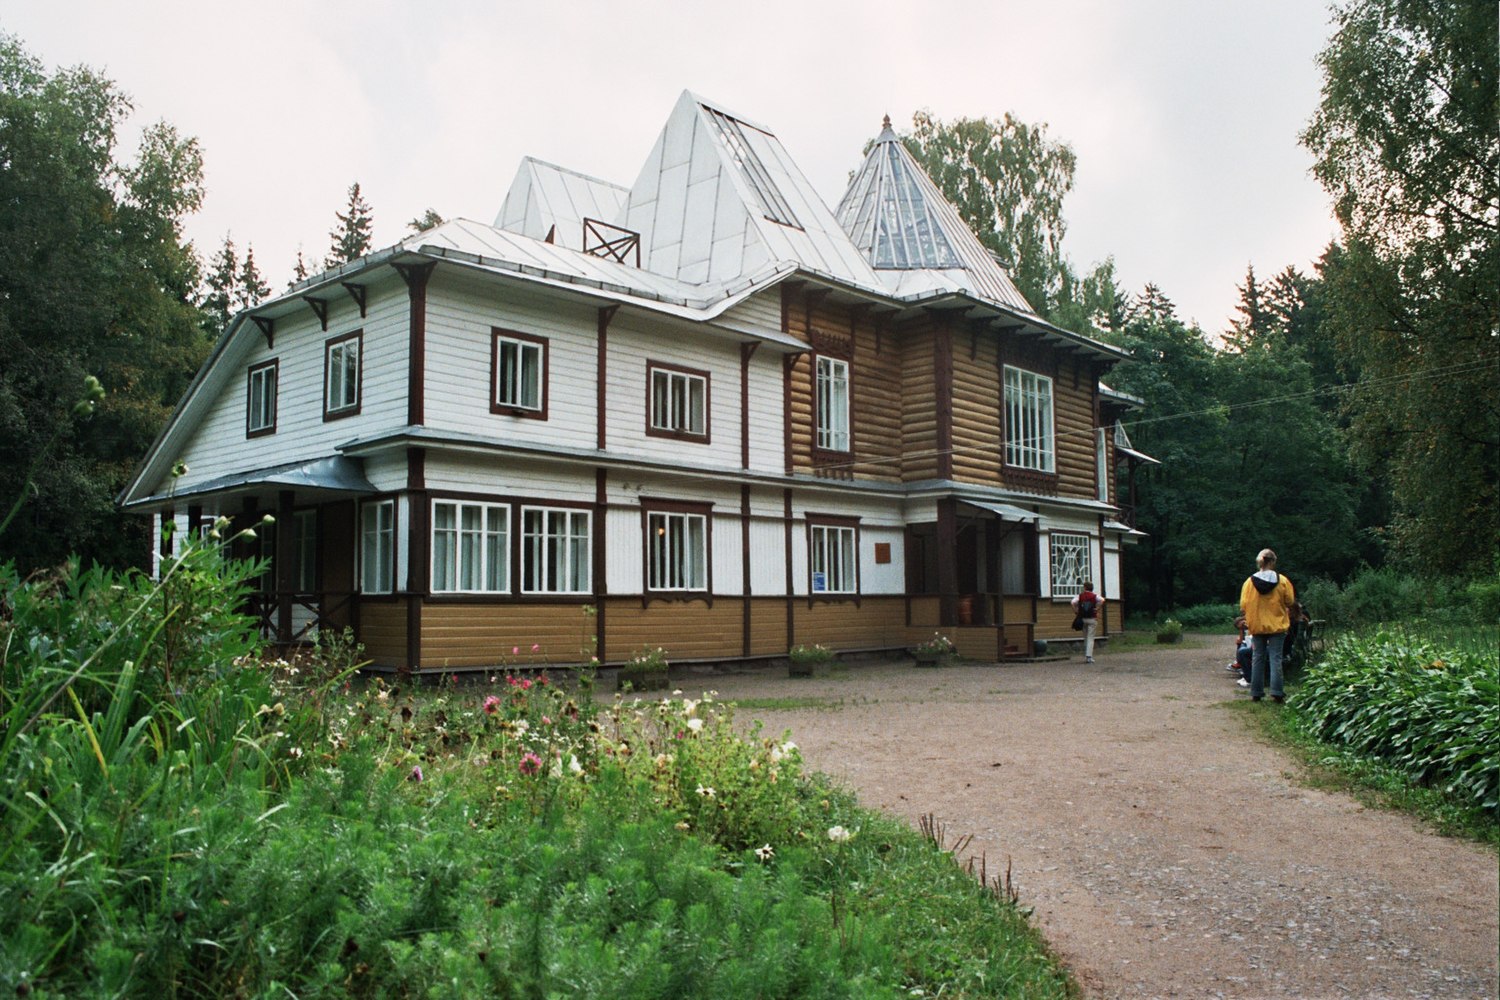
[
  {"left": 431, "top": 500, "right": 510, "bottom": 594},
  {"left": 493, "top": 332, "right": 544, "bottom": 413},
  {"left": 815, "top": 356, "right": 850, "bottom": 452},
  {"left": 359, "top": 499, "right": 394, "bottom": 594},
  {"left": 647, "top": 510, "right": 708, "bottom": 592},
  {"left": 1004, "top": 365, "right": 1054, "bottom": 473},
  {"left": 325, "top": 333, "right": 362, "bottom": 417},
  {"left": 1096, "top": 427, "right": 1109, "bottom": 503},
  {"left": 247, "top": 361, "right": 277, "bottom": 436},
  {"left": 648, "top": 365, "right": 708, "bottom": 438},
  {"left": 810, "top": 523, "right": 858, "bottom": 594},
  {"left": 520, "top": 506, "right": 591, "bottom": 595},
  {"left": 1050, "top": 531, "right": 1092, "bottom": 599}
]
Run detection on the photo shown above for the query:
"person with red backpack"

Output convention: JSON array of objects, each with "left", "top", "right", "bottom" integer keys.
[{"left": 1071, "top": 581, "right": 1104, "bottom": 664}]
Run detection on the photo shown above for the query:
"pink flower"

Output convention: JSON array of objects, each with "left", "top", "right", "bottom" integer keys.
[
  {"left": 531, "top": 643, "right": 540, "bottom": 652},
  {"left": 483, "top": 695, "right": 501, "bottom": 715},
  {"left": 512, "top": 646, "right": 520, "bottom": 656},
  {"left": 408, "top": 765, "right": 424, "bottom": 782},
  {"left": 541, "top": 715, "right": 552, "bottom": 726},
  {"left": 521, "top": 679, "right": 533, "bottom": 690},
  {"left": 518, "top": 752, "right": 543, "bottom": 776}
]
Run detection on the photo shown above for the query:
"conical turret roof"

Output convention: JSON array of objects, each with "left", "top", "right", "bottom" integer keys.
[{"left": 835, "top": 118, "right": 1037, "bottom": 315}]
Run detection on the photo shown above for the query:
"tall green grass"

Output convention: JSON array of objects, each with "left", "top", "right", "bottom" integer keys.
[{"left": 1, "top": 541, "right": 1071, "bottom": 997}]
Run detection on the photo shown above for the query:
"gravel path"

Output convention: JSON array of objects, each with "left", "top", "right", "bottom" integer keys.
[{"left": 688, "top": 636, "right": 1499, "bottom": 999}]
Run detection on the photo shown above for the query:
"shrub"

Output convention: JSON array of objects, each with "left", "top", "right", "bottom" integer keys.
[
  {"left": 788, "top": 643, "right": 834, "bottom": 676},
  {"left": 1155, "top": 619, "right": 1184, "bottom": 643},
  {"left": 619, "top": 645, "right": 669, "bottom": 691},
  {"left": 1166, "top": 603, "right": 1239, "bottom": 630},
  {"left": 1296, "top": 629, "right": 1499, "bottom": 815}
]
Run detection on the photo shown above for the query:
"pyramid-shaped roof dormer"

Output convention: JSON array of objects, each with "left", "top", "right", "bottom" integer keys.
[
  {"left": 836, "top": 118, "right": 1037, "bottom": 316},
  {"left": 618, "top": 91, "right": 881, "bottom": 287},
  {"left": 496, "top": 157, "right": 630, "bottom": 245}
]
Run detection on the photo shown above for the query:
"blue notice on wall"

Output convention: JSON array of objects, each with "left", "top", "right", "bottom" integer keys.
[{"left": 812, "top": 572, "right": 826, "bottom": 592}]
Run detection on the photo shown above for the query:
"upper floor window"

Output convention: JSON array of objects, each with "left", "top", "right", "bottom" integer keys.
[
  {"left": 1004, "top": 365, "right": 1054, "bottom": 473},
  {"left": 432, "top": 500, "right": 509, "bottom": 593},
  {"left": 491, "top": 328, "right": 547, "bottom": 417},
  {"left": 647, "top": 362, "right": 709, "bottom": 442},
  {"left": 1050, "top": 531, "right": 1092, "bottom": 598},
  {"left": 247, "top": 360, "right": 278, "bottom": 437},
  {"left": 521, "top": 506, "right": 590, "bottom": 594},
  {"left": 359, "top": 499, "right": 394, "bottom": 594},
  {"left": 815, "top": 356, "right": 850, "bottom": 452},
  {"left": 324, "top": 330, "right": 362, "bottom": 420},
  {"left": 647, "top": 507, "right": 709, "bottom": 592},
  {"left": 810, "top": 521, "right": 858, "bottom": 594}
]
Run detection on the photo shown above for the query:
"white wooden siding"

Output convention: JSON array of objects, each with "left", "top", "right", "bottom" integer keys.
[
  {"left": 605, "top": 507, "right": 642, "bottom": 594},
  {"left": 715, "top": 292, "right": 783, "bottom": 342},
  {"left": 163, "top": 280, "right": 408, "bottom": 495},
  {"left": 749, "top": 519, "right": 788, "bottom": 596},
  {"left": 423, "top": 452, "right": 596, "bottom": 503},
  {"left": 711, "top": 511, "right": 744, "bottom": 595},
  {"left": 424, "top": 268, "right": 599, "bottom": 449},
  {"left": 860, "top": 525, "right": 906, "bottom": 595}
]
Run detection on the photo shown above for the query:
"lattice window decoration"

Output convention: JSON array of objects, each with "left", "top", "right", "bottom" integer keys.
[
  {"left": 1050, "top": 532, "right": 1092, "bottom": 598},
  {"left": 1004, "top": 365, "right": 1054, "bottom": 472}
]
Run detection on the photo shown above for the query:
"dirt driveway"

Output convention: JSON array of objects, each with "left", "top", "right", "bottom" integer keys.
[{"left": 687, "top": 636, "right": 1499, "bottom": 999}]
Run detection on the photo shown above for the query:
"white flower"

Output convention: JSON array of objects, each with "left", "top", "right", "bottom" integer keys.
[
  {"left": 568, "top": 755, "right": 583, "bottom": 775},
  {"left": 686, "top": 718, "right": 704, "bottom": 733},
  {"left": 826, "top": 825, "right": 853, "bottom": 843},
  {"left": 513, "top": 719, "right": 529, "bottom": 734},
  {"left": 754, "top": 843, "right": 774, "bottom": 862},
  {"left": 770, "top": 740, "right": 798, "bottom": 763},
  {"left": 696, "top": 784, "right": 715, "bottom": 798},
  {"left": 682, "top": 699, "right": 699, "bottom": 717}
]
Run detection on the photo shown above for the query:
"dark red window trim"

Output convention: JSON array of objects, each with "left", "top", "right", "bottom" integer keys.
[
  {"left": 640, "top": 497, "right": 714, "bottom": 602},
  {"left": 246, "top": 358, "right": 279, "bottom": 438},
  {"left": 805, "top": 512, "right": 862, "bottom": 605},
  {"left": 644, "top": 360, "right": 711, "bottom": 444},
  {"left": 323, "top": 329, "right": 363, "bottom": 422},
  {"left": 811, "top": 352, "right": 853, "bottom": 461},
  {"left": 490, "top": 327, "right": 549, "bottom": 420}
]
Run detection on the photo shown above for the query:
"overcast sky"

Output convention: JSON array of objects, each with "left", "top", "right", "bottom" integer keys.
[{"left": 5, "top": 1, "right": 1340, "bottom": 333}]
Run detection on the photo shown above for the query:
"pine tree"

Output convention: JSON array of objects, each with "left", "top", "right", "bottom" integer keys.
[
  {"left": 326, "top": 182, "right": 374, "bottom": 268},
  {"left": 236, "top": 245, "right": 271, "bottom": 310},
  {"left": 407, "top": 208, "right": 444, "bottom": 234},
  {"left": 204, "top": 235, "right": 239, "bottom": 333},
  {"left": 289, "top": 246, "right": 311, "bottom": 290}
]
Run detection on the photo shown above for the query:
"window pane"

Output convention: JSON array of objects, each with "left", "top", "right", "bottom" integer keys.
[{"left": 520, "top": 344, "right": 540, "bottom": 409}]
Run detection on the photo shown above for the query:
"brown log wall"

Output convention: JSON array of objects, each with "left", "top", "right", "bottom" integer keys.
[
  {"left": 1051, "top": 355, "right": 1099, "bottom": 500},
  {"left": 900, "top": 323, "right": 940, "bottom": 481},
  {"left": 951, "top": 331, "right": 1003, "bottom": 484}
]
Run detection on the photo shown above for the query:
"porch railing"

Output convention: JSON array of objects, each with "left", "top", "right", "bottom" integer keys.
[{"left": 246, "top": 591, "right": 356, "bottom": 644}]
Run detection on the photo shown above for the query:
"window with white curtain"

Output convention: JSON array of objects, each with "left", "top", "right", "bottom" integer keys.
[
  {"left": 810, "top": 523, "right": 857, "bottom": 594},
  {"left": 1004, "top": 365, "right": 1054, "bottom": 472},
  {"left": 648, "top": 364, "right": 708, "bottom": 438},
  {"left": 521, "top": 506, "right": 591, "bottom": 594},
  {"left": 359, "top": 499, "right": 394, "bottom": 594},
  {"left": 816, "top": 356, "right": 850, "bottom": 452},
  {"left": 431, "top": 500, "right": 509, "bottom": 593},
  {"left": 493, "top": 331, "right": 545, "bottom": 413},
  {"left": 648, "top": 510, "right": 707, "bottom": 591}
]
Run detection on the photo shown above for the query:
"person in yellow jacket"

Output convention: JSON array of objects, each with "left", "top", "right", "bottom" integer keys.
[{"left": 1239, "top": 548, "right": 1296, "bottom": 702}]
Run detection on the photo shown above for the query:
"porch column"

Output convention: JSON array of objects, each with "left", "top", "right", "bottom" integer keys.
[
  {"left": 936, "top": 497, "right": 958, "bottom": 626},
  {"left": 276, "top": 490, "right": 295, "bottom": 642}
]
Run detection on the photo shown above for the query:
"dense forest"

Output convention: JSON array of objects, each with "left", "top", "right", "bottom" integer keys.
[{"left": 1, "top": 0, "right": 1495, "bottom": 610}]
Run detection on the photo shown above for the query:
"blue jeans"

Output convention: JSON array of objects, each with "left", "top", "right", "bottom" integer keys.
[{"left": 1250, "top": 632, "right": 1286, "bottom": 699}]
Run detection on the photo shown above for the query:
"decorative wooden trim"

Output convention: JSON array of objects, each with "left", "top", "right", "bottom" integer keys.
[
  {"left": 582, "top": 218, "right": 641, "bottom": 266},
  {"left": 639, "top": 497, "right": 714, "bottom": 604},
  {"left": 322, "top": 329, "right": 363, "bottom": 422},
  {"left": 935, "top": 316, "right": 954, "bottom": 481},
  {"left": 597, "top": 306, "right": 617, "bottom": 450},
  {"left": 393, "top": 261, "right": 436, "bottom": 427},
  {"left": 741, "top": 485, "right": 752, "bottom": 657},
  {"left": 246, "top": 358, "right": 279, "bottom": 438},
  {"left": 808, "top": 326, "right": 853, "bottom": 359},
  {"left": 782, "top": 353, "right": 796, "bottom": 476},
  {"left": 302, "top": 296, "right": 329, "bottom": 331},
  {"left": 251, "top": 315, "right": 275, "bottom": 349},
  {"left": 739, "top": 342, "right": 759, "bottom": 469},
  {"left": 341, "top": 282, "right": 367, "bottom": 318},
  {"left": 644, "top": 359, "right": 711, "bottom": 444},
  {"left": 936, "top": 497, "right": 958, "bottom": 625},
  {"left": 490, "top": 327, "right": 550, "bottom": 420}
]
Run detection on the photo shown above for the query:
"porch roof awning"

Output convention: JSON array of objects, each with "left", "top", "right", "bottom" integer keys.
[
  {"left": 960, "top": 499, "right": 1039, "bottom": 523},
  {"left": 1103, "top": 519, "right": 1148, "bottom": 537},
  {"left": 125, "top": 456, "right": 377, "bottom": 508},
  {"left": 1115, "top": 444, "right": 1161, "bottom": 466}
]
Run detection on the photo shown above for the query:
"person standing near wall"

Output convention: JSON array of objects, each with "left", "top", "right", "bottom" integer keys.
[
  {"left": 1071, "top": 580, "right": 1103, "bottom": 664},
  {"left": 1239, "top": 549, "right": 1296, "bottom": 702}
]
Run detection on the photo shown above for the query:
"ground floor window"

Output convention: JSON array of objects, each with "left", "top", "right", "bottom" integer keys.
[
  {"left": 647, "top": 510, "right": 707, "bottom": 592},
  {"left": 1050, "top": 531, "right": 1092, "bottom": 598},
  {"left": 432, "top": 500, "right": 509, "bottom": 593},
  {"left": 810, "top": 523, "right": 857, "bottom": 594},
  {"left": 360, "top": 499, "right": 394, "bottom": 594},
  {"left": 521, "top": 506, "right": 590, "bottom": 594}
]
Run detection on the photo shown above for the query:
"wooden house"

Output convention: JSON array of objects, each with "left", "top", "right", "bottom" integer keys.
[{"left": 120, "top": 92, "right": 1153, "bottom": 671}]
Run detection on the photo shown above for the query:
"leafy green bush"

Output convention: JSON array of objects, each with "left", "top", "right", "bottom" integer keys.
[
  {"left": 1167, "top": 603, "right": 1238, "bottom": 630},
  {"left": 1296, "top": 629, "right": 1499, "bottom": 815},
  {"left": 1155, "top": 619, "right": 1184, "bottom": 643}
]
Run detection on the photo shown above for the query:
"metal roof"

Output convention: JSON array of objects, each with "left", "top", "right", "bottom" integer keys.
[
  {"left": 495, "top": 157, "right": 629, "bottom": 244},
  {"left": 835, "top": 119, "right": 1038, "bottom": 316},
  {"left": 961, "top": 499, "right": 1040, "bottom": 523},
  {"left": 127, "top": 456, "right": 376, "bottom": 508}
]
